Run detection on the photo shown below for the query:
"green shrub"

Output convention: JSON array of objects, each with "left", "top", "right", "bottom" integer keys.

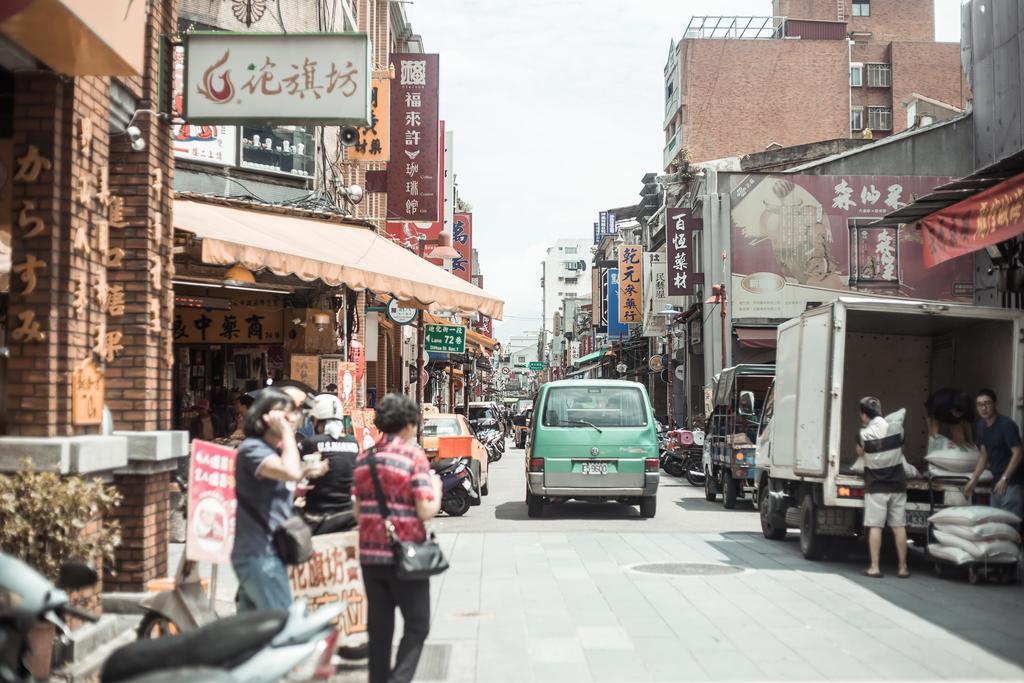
[{"left": 0, "top": 460, "right": 122, "bottom": 580}]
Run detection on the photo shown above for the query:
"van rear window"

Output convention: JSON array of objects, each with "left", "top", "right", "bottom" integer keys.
[{"left": 542, "top": 386, "right": 648, "bottom": 428}]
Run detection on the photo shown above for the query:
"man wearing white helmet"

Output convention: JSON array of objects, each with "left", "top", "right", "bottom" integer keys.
[{"left": 300, "top": 394, "right": 360, "bottom": 534}]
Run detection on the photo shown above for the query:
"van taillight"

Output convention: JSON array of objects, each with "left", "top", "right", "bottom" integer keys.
[
  {"left": 644, "top": 458, "right": 659, "bottom": 472},
  {"left": 529, "top": 458, "right": 544, "bottom": 472}
]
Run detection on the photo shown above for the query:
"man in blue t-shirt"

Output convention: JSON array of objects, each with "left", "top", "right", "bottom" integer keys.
[{"left": 966, "top": 389, "right": 1023, "bottom": 520}]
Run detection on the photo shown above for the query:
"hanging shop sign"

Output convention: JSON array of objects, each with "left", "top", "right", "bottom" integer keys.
[
  {"left": 386, "top": 298, "right": 418, "bottom": 325},
  {"left": 452, "top": 212, "right": 473, "bottom": 282},
  {"left": 606, "top": 268, "right": 627, "bottom": 339},
  {"left": 186, "top": 440, "right": 238, "bottom": 565},
  {"left": 173, "top": 299, "right": 283, "bottom": 344},
  {"left": 387, "top": 53, "right": 440, "bottom": 221},
  {"left": 667, "top": 208, "right": 698, "bottom": 296},
  {"left": 348, "top": 77, "right": 390, "bottom": 161},
  {"left": 183, "top": 32, "right": 372, "bottom": 125},
  {"left": 617, "top": 244, "right": 643, "bottom": 325},
  {"left": 424, "top": 323, "right": 466, "bottom": 354}
]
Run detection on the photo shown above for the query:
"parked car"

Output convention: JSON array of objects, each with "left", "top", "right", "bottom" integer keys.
[
  {"left": 525, "top": 379, "right": 659, "bottom": 518},
  {"left": 422, "top": 413, "right": 490, "bottom": 499},
  {"left": 467, "top": 401, "right": 504, "bottom": 434}
]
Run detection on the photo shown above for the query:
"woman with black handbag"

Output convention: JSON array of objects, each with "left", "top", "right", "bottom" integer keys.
[{"left": 352, "top": 393, "right": 444, "bottom": 683}]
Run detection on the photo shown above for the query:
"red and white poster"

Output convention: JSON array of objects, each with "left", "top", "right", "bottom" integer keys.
[
  {"left": 388, "top": 53, "right": 440, "bottom": 221},
  {"left": 288, "top": 531, "right": 368, "bottom": 650},
  {"left": 350, "top": 409, "right": 381, "bottom": 452},
  {"left": 452, "top": 212, "right": 473, "bottom": 282},
  {"left": 337, "top": 362, "right": 359, "bottom": 413},
  {"left": 186, "top": 440, "right": 237, "bottom": 564}
]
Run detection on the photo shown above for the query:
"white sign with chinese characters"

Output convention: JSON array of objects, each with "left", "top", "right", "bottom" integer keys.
[
  {"left": 642, "top": 251, "right": 668, "bottom": 338},
  {"left": 184, "top": 33, "right": 371, "bottom": 125}
]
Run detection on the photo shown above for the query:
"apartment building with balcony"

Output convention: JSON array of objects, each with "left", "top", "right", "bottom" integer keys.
[{"left": 663, "top": 0, "right": 965, "bottom": 168}]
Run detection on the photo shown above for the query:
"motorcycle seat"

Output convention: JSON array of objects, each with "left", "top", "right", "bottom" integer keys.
[
  {"left": 101, "top": 610, "right": 288, "bottom": 682},
  {"left": 431, "top": 457, "right": 462, "bottom": 472}
]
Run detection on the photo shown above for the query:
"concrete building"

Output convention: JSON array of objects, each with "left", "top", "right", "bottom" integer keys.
[
  {"left": 540, "top": 238, "right": 592, "bottom": 358},
  {"left": 663, "top": 0, "right": 965, "bottom": 168}
]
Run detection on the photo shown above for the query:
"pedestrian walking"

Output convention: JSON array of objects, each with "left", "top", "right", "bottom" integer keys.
[
  {"left": 966, "top": 389, "right": 1023, "bottom": 519},
  {"left": 352, "top": 393, "right": 442, "bottom": 683},
  {"left": 301, "top": 394, "right": 360, "bottom": 535},
  {"left": 856, "top": 397, "right": 910, "bottom": 578},
  {"left": 232, "top": 388, "right": 323, "bottom": 611}
]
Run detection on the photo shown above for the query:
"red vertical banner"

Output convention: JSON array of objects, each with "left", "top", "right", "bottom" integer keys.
[
  {"left": 186, "top": 440, "right": 238, "bottom": 564},
  {"left": 452, "top": 212, "right": 472, "bottom": 282},
  {"left": 388, "top": 54, "right": 440, "bottom": 222}
]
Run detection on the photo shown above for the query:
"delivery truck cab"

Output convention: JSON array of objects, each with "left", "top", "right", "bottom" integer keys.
[{"left": 757, "top": 298, "right": 1021, "bottom": 560}]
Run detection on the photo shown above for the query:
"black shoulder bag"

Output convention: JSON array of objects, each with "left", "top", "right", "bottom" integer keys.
[
  {"left": 237, "top": 494, "right": 313, "bottom": 566},
  {"left": 366, "top": 447, "right": 449, "bottom": 580}
]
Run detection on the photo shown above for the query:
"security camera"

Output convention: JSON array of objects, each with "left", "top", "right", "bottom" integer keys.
[
  {"left": 127, "top": 126, "right": 145, "bottom": 151},
  {"left": 340, "top": 127, "right": 360, "bottom": 147}
]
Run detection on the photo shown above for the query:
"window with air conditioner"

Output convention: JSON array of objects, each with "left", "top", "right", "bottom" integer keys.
[
  {"left": 850, "top": 107, "right": 865, "bottom": 131},
  {"left": 866, "top": 63, "right": 891, "bottom": 87},
  {"left": 867, "top": 106, "right": 892, "bottom": 131},
  {"left": 852, "top": 0, "right": 870, "bottom": 16},
  {"left": 850, "top": 64, "right": 863, "bottom": 87}
]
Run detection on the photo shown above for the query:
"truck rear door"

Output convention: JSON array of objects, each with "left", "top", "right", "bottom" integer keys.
[{"left": 794, "top": 311, "right": 831, "bottom": 477}]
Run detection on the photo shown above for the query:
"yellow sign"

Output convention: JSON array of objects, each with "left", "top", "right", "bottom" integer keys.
[
  {"left": 173, "top": 298, "right": 283, "bottom": 344},
  {"left": 348, "top": 78, "right": 390, "bottom": 161},
  {"left": 290, "top": 354, "right": 319, "bottom": 389},
  {"left": 618, "top": 245, "right": 643, "bottom": 326},
  {"left": 72, "top": 360, "right": 104, "bottom": 426}
]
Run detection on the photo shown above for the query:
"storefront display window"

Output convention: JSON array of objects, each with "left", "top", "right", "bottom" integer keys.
[{"left": 240, "top": 125, "right": 315, "bottom": 177}]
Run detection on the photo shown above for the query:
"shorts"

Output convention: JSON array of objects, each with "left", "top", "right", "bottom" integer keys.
[
  {"left": 991, "top": 483, "right": 1023, "bottom": 522},
  {"left": 864, "top": 491, "right": 907, "bottom": 528}
]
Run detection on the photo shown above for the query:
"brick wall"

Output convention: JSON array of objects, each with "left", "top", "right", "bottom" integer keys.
[
  {"left": 775, "top": 0, "right": 935, "bottom": 42},
  {"left": 892, "top": 42, "right": 967, "bottom": 132},
  {"left": 106, "top": 472, "right": 171, "bottom": 592}
]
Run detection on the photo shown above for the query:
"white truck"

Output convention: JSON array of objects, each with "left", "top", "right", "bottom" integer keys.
[{"left": 756, "top": 298, "right": 1022, "bottom": 560}]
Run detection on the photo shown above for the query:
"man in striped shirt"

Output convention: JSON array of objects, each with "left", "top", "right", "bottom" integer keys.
[{"left": 856, "top": 396, "right": 909, "bottom": 578}]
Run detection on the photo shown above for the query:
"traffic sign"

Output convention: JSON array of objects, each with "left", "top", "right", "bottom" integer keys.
[
  {"left": 528, "top": 361, "right": 545, "bottom": 371},
  {"left": 424, "top": 324, "right": 466, "bottom": 353},
  {"left": 501, "top": 367, "right": 511, "bottom": 376}
]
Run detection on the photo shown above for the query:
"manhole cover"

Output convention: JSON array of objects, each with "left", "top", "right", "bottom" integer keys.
[{"left": 629, "top": 562, "right": 744, "bottom": 576}]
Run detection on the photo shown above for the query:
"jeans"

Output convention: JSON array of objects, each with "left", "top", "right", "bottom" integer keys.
[
  {"left": 992, "top": 483, "right": 1023, "bottom": 522},
  {"left": 362, "top": 563, "right": 431, "bottom": 683},
  {"left": 232, "top": 554, "right": 292, "bottom": 612}
]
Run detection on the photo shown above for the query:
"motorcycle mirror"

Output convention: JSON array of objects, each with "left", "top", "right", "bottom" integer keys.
[{"left": 57, "top": 561, "right": 98, "bottom": 590}]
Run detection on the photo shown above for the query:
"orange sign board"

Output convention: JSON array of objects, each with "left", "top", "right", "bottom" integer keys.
[
  {"left": 617, "top": 245, "right": 643, "bottom": 325},
  {"left": 290, "top": 354, "right": 319, "bottom": 390},
  {"left": 348, "top": 78, "right": 390, "bottom": 162},
  {"left": 71, "top": 360, "right": 104, "bottom": 425}
]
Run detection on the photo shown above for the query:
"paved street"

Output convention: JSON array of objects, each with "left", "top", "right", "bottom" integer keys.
[{"left": 324, "top": 441, "right": 1024, "bottom": 682}]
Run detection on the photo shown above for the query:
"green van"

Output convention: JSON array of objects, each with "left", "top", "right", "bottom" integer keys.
[{"left": 525, "top": 379, "right": 659, "bottom": 518}]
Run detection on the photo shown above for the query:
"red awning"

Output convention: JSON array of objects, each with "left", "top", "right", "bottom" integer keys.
[{"left": 736, "top": 327, "right": 777, "bottom": 349}]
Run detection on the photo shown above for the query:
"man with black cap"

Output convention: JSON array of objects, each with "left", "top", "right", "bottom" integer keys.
[{"left": 856, "top": 396, "right": 909, "bottom": 578}]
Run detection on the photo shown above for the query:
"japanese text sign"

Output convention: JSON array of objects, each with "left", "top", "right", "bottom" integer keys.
[
  {"left": 424, "top": 323, "right": 466, "bottom": 354},
  {"left": 184, "top": 32, "right": 371, "bottom": 125},
  {"left": 617, "top": 245, "right": 643, "bottom": 325},
  {"left": 667, "top": 208, "right": 698, "bottom": 296},
  {"left": 388, "top": 54, "right": 440, "bottom": 221},
  {"left": 288, "top": 531, "right": 368, "bottom": 650},
  {"left": 186, "top": 440, "right": 237, "bottom": 565},
  {"left": 452, "top": 212, "right": 472, "bottom": 282},
  {"left": 348, "top": 77, "right": 390, "bottom": 161},
  {"left": 921, "top": 172, "right": 1024, "bottom": 268}
]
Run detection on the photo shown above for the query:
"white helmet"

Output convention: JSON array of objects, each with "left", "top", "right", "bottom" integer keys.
[{"left": 311, "top": 394, "right": 344, "bottom": 421}]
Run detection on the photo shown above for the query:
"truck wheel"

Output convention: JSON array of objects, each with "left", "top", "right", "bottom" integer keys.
[
  {"left": 639, "top": 496, "right": 657, "bottom": 519},
  {"left": 759, "top": 486, "right": 787, "bottom": 540},
  {"left": 526, "top": 485, "right": 544, "bottom": 518},
  {"left": 799, "top": 493, "right": 827, "bottom": 561},
  {"left": 722, "top": 470, "right": 738, "bottom": 509},
  {"left": 704, "top": 468, "right": 718, "bottom": 502}
]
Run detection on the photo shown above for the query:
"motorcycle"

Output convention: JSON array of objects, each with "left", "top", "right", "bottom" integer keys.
[
  {"left": 102, "top": 599, "right": 344, "bottom": 683},
  {"left": 432, "top": 456, "right": 478, "bottom": 517},
  {"left": 671, "top": 428, "right": 707, "bottom": 487},
  {"left": 0, "top": 553, "right": 100, "bottom": 683},
  {"left": 477, "top": 429, "right": 505, "bottom": 463}
]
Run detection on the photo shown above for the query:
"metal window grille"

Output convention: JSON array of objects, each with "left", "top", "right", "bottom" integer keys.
[
  {"left": 850, "top": 108, "right": 865, "bottom": 131},
  {"left": 867, "top": 106, "right": 892, "bottom": 131},
  {"left": 866, "top": 63, "right": 891, "bottom": 87}
]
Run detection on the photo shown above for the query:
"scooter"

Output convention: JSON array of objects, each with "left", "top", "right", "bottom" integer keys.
[
  {"left": 0, "top": 553, "right": 100, "bottom": 683},
  {"left": 432, "top": 456, "right": 477, "bottom": 517},
  {"left": 102, "top": 599, "right": 344, "bottom": 683},
  {"left": 477, "top": 429, "right": 505, "bottom": 463}
]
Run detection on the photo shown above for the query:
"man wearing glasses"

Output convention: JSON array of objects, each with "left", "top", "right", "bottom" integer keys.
[{"left": 966, "top": 389, "right": 1023, "bottom": 520}]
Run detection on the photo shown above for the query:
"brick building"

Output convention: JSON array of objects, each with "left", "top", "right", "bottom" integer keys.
[{"left": 663, "top": 0, "right": 965, "bottom": 167}]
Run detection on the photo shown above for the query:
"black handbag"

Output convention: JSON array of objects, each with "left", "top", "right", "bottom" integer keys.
[
  {"left": 366, "top": 447, "right": 449, "bottom": 580},
  {"left": 238, "top": 495, "right": 313, "bottom": 566}
]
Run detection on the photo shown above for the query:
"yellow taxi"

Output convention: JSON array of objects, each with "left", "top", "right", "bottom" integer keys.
[{"left": 422, "top": 413, "right": 490, "bottom": 500}]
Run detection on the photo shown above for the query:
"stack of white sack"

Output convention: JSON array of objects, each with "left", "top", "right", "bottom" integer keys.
[
  {"left": 928, "top": 506, "right": 1022, "bottom": 565},
  {"left": 924, "top": 441, "right": 992, "bottom": 482}
]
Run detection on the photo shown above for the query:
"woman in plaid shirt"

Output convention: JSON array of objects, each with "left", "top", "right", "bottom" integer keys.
[{"left": 352, "top": 394, "right": 442, "bottom": 683}]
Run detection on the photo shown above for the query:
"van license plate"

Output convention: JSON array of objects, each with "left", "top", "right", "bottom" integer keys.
[{"left": 581, "top": 462, "right": 609, "bottom": 475}]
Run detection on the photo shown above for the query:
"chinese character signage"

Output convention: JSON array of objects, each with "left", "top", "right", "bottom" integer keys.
[
  {"left": 172, "top": 45, "right": 237, "bottom": 166},
  {"left": 921, "top": 172, "right": 1024, "bottom": 268},
  {"left": 387, "top": 53, "right": 440, "bottom": 222},
  {"left": 606, "top": 269, "right": 627, "bottom": 339},
  {"left": 186, "top": 440, "right": 237, "bottom": 565},
  {"left": 71, "top": 359, "right": 104, "bottom": 426},
  {"left": 424, "top": 323, "right": 466, "bottom": 353},
  {"left": 727, "top": 173, "right": 973, "bottom": 320},
  {"left": 173, "top": 300, "right": 283, "bottom": 344},
  {"left": 183, "top": 32, "right": 372, "bottom": 125},
  {"left": 667, "top": 208, "right": 697, "bottom": 296},
  {"left": 348, "top": 77, "right": 390, "bottom": 161},
  {"left": 288, "top": 531, "right": 368, "bottom": 650},
  {"left": 617, "top": 245, "right": 643, "bottom": 325},
  {"left": 452, "top": 212, "right": 472, "bottom": 282},
  {"left": 642, "top": 251, "right": 668, "bottom": 338}
]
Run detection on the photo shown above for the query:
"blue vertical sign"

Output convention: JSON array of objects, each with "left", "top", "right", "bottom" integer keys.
[
  {"left": 592, "top": 221, "right": 599, "bottom": 244},
  {"left": 607, "top": 268, "right": 628, "bottom": 339},
  {"left": 608, "top": 211, "right": 618, "bottom": 235}
]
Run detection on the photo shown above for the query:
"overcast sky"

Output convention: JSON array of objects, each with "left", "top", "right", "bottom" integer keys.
[{"left": 411, "top": 0, "right": 963, "bottom": 344}]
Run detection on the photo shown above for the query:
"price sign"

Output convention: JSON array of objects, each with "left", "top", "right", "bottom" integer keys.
[{"left": 424, "top": 324, "right": 466, "bottom": 354}]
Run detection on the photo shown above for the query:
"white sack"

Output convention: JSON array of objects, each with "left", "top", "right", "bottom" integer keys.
[
  {"left": 928, "top": 543, "right": 974, "bottom": 565},
  {"left": 928, "top": 505, "right": 1023, "bottom": 527},
  {"left": 925, "top": 448, "right": 980, "bottom": 473},
  {"left": 932, "top": 529, "right": 1022, "bottom": 562},
  {"left": 935, "top": 522, "right": 1021, "bottom": 544}
]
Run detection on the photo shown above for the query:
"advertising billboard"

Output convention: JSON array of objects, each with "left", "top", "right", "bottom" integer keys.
[{"left": 387, "top": 54, "right": 441, "bottom": 222}]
